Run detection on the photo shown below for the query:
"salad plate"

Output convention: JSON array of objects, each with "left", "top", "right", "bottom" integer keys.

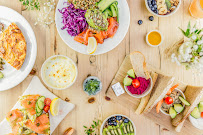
[
  {"left": 55, "top": 0, "right": 130, "bottom": 55},
  {"left": 0, "top": 6, "right": 37, "bottom": 91}
]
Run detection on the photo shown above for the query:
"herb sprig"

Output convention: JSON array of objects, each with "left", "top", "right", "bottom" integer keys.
[
  {"left": 19, "top": 0, "right": 40, "bottom": 10},
  {"left": 84, "top": 120, "right": 100, "bottom": 135}
]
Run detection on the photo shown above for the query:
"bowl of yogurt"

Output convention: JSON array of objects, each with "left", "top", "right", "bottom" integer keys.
[{"left": 41, "top": 55, "right": 78, "bottom": 90}]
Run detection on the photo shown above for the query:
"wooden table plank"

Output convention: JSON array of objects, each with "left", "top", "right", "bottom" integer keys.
[{"left": 0, "top": 0, "right": 202, "bottom": 135}]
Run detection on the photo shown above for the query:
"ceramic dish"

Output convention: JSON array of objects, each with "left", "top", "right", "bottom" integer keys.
[
  {"left": 160, "top": 88, "right": 186, "bottom": 116},
  {"left": 0, "top": 6, "right": 37, "bottom": 91},
  {"left": 145, "top": 0, "right": 181, "bottom": 17},
  {"left": 124, "top": 75, "right": 153, "bottom": 98},
  {"left": 100, "top": 114, "right": 136, "bottom": 135},
  {"left": 146, "top": 30, "right": 163, "bottom": 47},
  {"left": 41, "top": 55, "right": 78, "bottom": 90},
  {"left": 55, "top": 0, "right": 130, "bottom": 55},
  {"left": 83, "top": 76, "right": 102, "bottom": 96}
]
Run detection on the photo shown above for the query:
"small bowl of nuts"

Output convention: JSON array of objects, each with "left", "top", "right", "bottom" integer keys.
[{"left": 145, "top": 0, "right": 181, "bottom": 17}]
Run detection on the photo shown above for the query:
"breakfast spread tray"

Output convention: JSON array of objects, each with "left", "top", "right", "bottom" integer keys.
[{"left": 106, "top": 55, "right": 203, "bottom": 135}]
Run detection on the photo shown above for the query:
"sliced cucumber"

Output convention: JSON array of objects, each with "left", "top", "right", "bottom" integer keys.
[
  {"left": 169, "top": 107, "right": 177, "bottom": 119},
  {"left": 127, "top": 69, "right": 135, "bottom": 78},
  {"left": 174, "top": 104, "right": 184, "bottom": 113},
  {"left": 36, "top": 110, "right": 43, "bottom": 117},
  {"left": 191, "top": 107, "right": 201, "bottom": 119},
  {"left": 98, "top": 0, "right": 117, "bottom": 12},
  {"left": 103, "top": 8, "right": 112, "bottom": 18},
  {"left": 198, "top": 101, "right": 203, "bottom": 112},
  {"left": 110, "top": 5, "right": 117, "bottom": 17},
  {"left": 179, "top": 96, "right": 190, "bottom": 106},
  {"left": 123, "top": 77, "right": 132, "bottom": 86},
  {"left": 36, "top": 105, "right": 41, "bottom": 113},
  {"left": 36, "top": 96, "right": 45, "bottom": 109}
]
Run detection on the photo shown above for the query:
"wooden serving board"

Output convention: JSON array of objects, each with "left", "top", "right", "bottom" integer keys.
[{"left": 105, "top": 55, "right": 203, "bottom": 135}]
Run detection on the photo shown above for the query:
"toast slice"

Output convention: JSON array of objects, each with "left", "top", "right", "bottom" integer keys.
[
  {"left": 143, "top": 74, "right": 175, "bottom": 113},
  {"left": 130, "top": 51, "right": 150, "bottom": 79}
]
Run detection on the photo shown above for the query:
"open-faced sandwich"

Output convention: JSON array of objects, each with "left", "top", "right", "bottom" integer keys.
[
  {"left": 123, "top": 51, "right": 153, "bottom": 98},
  {"left": 6, "top": 95, "right": 53, "bottom": 135}
]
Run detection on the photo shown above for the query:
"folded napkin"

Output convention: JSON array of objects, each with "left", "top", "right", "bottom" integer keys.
[{"left": 0, "top": 76, "right": 75, "bottom": 134}]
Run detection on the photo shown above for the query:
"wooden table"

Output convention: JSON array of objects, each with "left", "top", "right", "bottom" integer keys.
[{"left": 0, "top": 0, "right": 202, "bottom": 135}]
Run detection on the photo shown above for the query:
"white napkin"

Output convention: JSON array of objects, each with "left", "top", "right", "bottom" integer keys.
[{"left": 0, "top": 76, "right": 75, "bottom": 134}]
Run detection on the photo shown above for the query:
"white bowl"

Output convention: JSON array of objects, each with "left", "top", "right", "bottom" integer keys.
[
  {"left": 124, "top": 75, "right": 153, "bottom": 98},
  {"left": 100, "top": 114, "right": 136, "bottom": 135},
  {"left": 160, "top": 88, "right": 186, "bottom": 116},
  {"left": 146, "top": 30, "right": 164, "bottom": 47},
  {"left": 83, "top": 76, "right": 102, "bottom": 96},
  {"left": 145, "top": 0, "right": 181, "bottom": 17},
  {"left": 41, "top": 55, "right": 78, "bottom": 90}
]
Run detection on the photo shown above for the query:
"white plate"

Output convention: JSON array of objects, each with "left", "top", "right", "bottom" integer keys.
[
  {"left": 0, "top": 6, "right": 37, "bottom": 91},
  {"left": 55, "top": 0, "right": 130, "bottom": 55}
]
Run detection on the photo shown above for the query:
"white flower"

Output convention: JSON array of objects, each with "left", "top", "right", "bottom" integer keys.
[
  {"left": 191, "top": 35, "right": 197, "bottom": 40},
  {"left": 200, "top": 52, "right": 203, "bottom": 56},
  {"left": 191, "top": 28, "right": 196, "bottom": 33},
  {"left": 193, "top": 45, "right": 198, "bottom": 50},
  {"left": 197, "top": 40, "right": 203, "bottom": 45}
]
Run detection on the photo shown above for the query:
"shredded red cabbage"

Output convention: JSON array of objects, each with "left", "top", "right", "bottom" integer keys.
[{"left": 58, "top": 3, "right": 87, "bottom": 36}]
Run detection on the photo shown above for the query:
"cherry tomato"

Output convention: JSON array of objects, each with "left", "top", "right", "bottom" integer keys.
[
  {"left": 201, "top": 112, "right": 203, "bottom": 118},
  {"left": 44, "top": 98, "right": 52, "bottom": 106},
  {"left": 164, "top": 97, "right": 173, "bottom": 105},
  {"left": 132, "top": 79, "right": 140, "bottom": 88},
  {"left": 44, "top": 105, "right": 50, "bottom": 113}
]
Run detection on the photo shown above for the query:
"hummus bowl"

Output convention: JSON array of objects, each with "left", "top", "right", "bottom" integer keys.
[
  {"left": 41, "top": 55, "right": 78, "bottom": 90},
  {"left": 124, "top": 75, "right": 153, "bottom": 98}
]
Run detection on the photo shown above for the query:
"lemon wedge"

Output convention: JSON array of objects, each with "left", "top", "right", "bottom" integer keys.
[
  {"left": 50, "top": 97, "right": 60, "bottom": 116},
  {"left": 87, "top": 37, "right": 97, "bottom": 54}
]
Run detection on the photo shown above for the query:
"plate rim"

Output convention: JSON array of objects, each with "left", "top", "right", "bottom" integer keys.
[
  {"left": 0, "top": 6, "right": 37, "bottom": 91},
  {"left": 55, "top": 0, "right": 130, "bottom": 55}
]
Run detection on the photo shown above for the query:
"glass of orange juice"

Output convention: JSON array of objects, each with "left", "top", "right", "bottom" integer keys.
[{"left": 189, "top": 0, "right": 203, "bottom": 18}]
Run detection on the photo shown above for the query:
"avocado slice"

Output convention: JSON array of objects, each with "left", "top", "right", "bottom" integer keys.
[
  {"left": 123, "top": 77, "right": 132, "bottom": 86},
  {"left": 120, "top": 123, "right": 127, "bottom": 134},
  {"left": 124, "top": 123, "right": 130, "bottom": 135},
  {"left": 198, "top": 101, "right": 203, "bottom": 112},
  {"left": 103, "top": 128, "right": 109, "bottom": 135},
  {"left": 179, "top": 96, "right": 190, "bottom": 106},
  {"left": 85, "top": 9, "right": 109, "bottom": 31},
  {"left": 0, "top": 71, "right": 3, "bottom": 79},
  {"left": 174, "top": 104, "right": 184, "bottom": 113},
  {"left": 127, "top": 69, "right": 135, "bottom": 78},
  {"left": 108, "top": 126, "right": 116, "bottom": 135},
  {"left": 169, "top": 107, "right": 177, "bottom": 119},
  {"left": 98, "top": 0, "right": 117, "bottom": 12},
  {"left": 191, "top": 107, "right": 201, "bottom": 119}
]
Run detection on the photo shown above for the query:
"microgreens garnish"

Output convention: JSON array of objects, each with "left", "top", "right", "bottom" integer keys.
[{"left": 19, "top": 0, "right": 40, "bottom": 10}]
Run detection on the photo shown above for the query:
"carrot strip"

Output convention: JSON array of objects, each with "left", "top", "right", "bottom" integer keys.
[
  {"left": 156, "top": 99, "right": 164, "bottom": 113},
  {"left": 201, "top": 112, "right": 203, "bottom": 118},
  {"left": 166, "top": 84, "right": 179, "bottom": 95}
]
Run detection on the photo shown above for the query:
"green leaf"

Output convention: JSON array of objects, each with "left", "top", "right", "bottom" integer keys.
[
  {"left": 83, "top": 126, "right": 87, "bottom": 128},
  {"left": 179, "top": 27, "right": 186, "bottom": 36}
]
